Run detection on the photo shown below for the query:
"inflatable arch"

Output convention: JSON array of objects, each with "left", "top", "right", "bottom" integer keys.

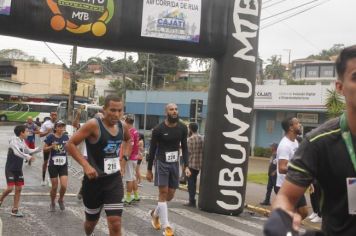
[{"left": 0, "top": 0, "right": 261, "bottom": 215}]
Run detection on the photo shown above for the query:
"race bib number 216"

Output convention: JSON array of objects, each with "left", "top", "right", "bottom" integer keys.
[{"left": 165, "top": 151, "right": 178, "bottom": 163}]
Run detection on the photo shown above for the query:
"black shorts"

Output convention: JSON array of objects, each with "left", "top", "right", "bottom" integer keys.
[
  {"left": 43, "top": 151, "right": 50, "bottom": 161},
  {"left": 154, "top": 160, "right": 179, "bottom": 189},
  {"left": 48, "top": 165, "right": 68, "bottom": 178},
  {"left": 82, "top": 172, "right": 124, "bottom": 221},
  {"left": 5, "top": 169, "right": 24, "bottom": 187}
]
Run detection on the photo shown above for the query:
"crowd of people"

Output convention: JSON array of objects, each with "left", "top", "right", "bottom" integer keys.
[
  {"left": 1, "top": 45, "right": 355, "bottom": 236},
  {"left": 0, "top": 95, "right": 203, "bottom": 236}
]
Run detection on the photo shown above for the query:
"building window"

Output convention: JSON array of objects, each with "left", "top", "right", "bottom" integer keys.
[
  {"left": 306, "top": 66, "right": 319, "bottom": 77},
  {"left": 320, "top": 65, "right": 334, "bottom": 77}
]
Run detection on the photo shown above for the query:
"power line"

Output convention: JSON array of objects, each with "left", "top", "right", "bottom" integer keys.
[
  {"left": 261, "top": 0, "right": 332, "bottom": 30},
  {"left": 261, "top": 0, "right": 319, "bottom": 21},
  {"left": 43, "top": 42, "right": 67, "bottom": 65}
]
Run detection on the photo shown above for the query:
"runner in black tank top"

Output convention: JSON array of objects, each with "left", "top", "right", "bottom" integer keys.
[
  {"left": 66, "top": 95, "right": 131, "bottom": 236},
  {"left": 85, "top": 117, "right": 123, "bottom": 177}
]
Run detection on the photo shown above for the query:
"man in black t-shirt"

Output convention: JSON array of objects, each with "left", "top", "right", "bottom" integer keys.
[
  {"left": 146, "top": 103, "right": 191, "bottom": 236},
  {"left": 265, "top": 45, "right": 356, "bottom": 236},
  {"left": 66, "top": 95, "right": 131, "bottom": 236}
]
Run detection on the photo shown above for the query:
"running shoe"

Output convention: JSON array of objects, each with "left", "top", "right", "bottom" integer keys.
[
  {"left": 163, "top": 226, "right": 174, "bottom": 236},
  {"left": 40, "top": 180, "right": 46, "bottom": 186},
  {"left": 307, "top": 212, "right": 317, "bottom": 220},
  {"left": 124, "top": 199, "right": 132, "bottom": 206},
  {"left": 310, "top": 216, "right": 322, "bottom": 223},
  {"left": 137, "top": 183, "right": 143, "bottom": 187},
  {"left": 149, "top": 209, "right": 161, "bottom": 230},
  {"left": 58, "top": 201, "right": 65, "bottom": 211},
  {"left": 11, "top": 208, "right": 24, "bottom": 217},
  {"left": 49, "top": 203, "right": 56, "bottom": 212}
]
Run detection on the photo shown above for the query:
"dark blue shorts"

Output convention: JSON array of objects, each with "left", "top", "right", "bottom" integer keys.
[{"left": 154, "top": 160, "right": 179, "bottom": 189}]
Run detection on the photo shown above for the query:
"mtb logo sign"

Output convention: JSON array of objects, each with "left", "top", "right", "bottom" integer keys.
[{"left": 46, "top": 0, "right": 114, "bottom": 36}]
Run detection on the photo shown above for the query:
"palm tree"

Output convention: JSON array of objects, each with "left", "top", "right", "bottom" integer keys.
[{"left": 325, "top": 89, "right": 345, "bottom": 118}]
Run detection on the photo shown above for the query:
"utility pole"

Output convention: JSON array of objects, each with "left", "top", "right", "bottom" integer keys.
[
  {"left": 143, "top": 53, "right": 150, "bottom": 139},
  {"left": 150, "top": 63, "right": 154, "bottom": 90},
  {"left": 68, "top": 45, "right": 77, "bottom": 123},
  {"left": 284, "top": 49, "right": 291, "bottom": 70},
  {"left": 284, "top": 49, "right": 292, "bottom": 80}
]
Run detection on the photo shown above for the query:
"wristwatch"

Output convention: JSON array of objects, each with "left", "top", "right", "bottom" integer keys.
[{"left": 123, "top": 155, "right": 129, "bottom": 161}]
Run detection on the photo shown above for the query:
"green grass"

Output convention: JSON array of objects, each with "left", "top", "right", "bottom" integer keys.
[{"left": 247, "top": 173, "right": 268, "bottom": 185}]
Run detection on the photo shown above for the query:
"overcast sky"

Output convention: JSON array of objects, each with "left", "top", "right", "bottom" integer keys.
[{"left": 0, "top": 0, "right": 354, "bottom": 68}]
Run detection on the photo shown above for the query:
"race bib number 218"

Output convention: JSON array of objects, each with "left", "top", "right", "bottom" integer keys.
[{"left": 104, "top": 157, "right": 120, "bottom": 174}]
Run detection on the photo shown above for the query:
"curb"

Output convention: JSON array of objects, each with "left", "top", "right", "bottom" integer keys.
[{"left": 245, "top": 204, "right": 271, "bottom": 216}]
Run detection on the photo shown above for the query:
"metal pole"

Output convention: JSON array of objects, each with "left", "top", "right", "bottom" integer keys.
[
  {"left": 195, "top": 99, "right": 198, "bottom": 123},
  {"left": 143, "top": 53, "right": 150, "bottom": 139},
  {"left": 68, "top": 45, "right": 77, "bottom": 123},
  {"left": 150, "top": 62, "right": 154, "bottom": 90}
]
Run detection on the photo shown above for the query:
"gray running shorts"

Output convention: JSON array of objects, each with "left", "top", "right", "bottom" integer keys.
[{"left": 154, "top": 160, "right": 179, "bottom": 189}]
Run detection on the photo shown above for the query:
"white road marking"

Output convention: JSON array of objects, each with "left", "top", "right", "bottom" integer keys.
[
  {"left": 1, "top": 206, "right": 57, "bottom": 236},
  {"left": 170, "top": 208, "right": 256, "bottom": 236},
  {"left": 227, "top": 215, "right": 263, "bottom": 230},
  {"left": 125, "top": 207, "right": 204, "bottom": 236},
  {"left": 67, "top": 206, "right": 138, "bottom": 236}
]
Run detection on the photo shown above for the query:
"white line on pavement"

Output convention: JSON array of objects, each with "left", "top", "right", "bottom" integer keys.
[
  {"left": 67, "top": 206, "right": 138, "bottom": 236},
  {"left": 227, "top": 215, "right": 263, "bottom": 230},
  {"left": 170, "top": 208, "right": 256, "bottom": 236},
  {"left": 125, "top": 207, "right": 204, "bottom": 236}
]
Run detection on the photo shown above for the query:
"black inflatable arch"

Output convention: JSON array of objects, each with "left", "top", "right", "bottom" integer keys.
[{"left": 0, "top": 0, "right": 261, "bottom": 215}]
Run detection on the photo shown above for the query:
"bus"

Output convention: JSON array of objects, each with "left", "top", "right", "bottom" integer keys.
[
  {"left": 57, "top": 101, "right": 102, "bottom": 136},
  {"left": 0, "top": 101, "right": 58, "bottom": 122}
]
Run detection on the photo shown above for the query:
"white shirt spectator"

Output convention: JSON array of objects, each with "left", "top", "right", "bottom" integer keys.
[{"left": 276, "top": 136, "right": 299, "bottom": 187}]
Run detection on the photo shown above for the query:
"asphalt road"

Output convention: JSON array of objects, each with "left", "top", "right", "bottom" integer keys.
[{"left": 0, "top": 125, "right": 268, "bottom": 236}]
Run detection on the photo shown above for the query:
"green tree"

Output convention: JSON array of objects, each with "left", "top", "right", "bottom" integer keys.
[
  {"left": 325, "top": 89, "right": 345, "bottom": 118},
  {"left": 192, "top": 58, "right": 211, "bottom": 72},
  {"left": 0, "top": 49, "right": 38, "bottom": 61},
  {"left": 112, "top": 57, "right": 137, "bottom": 74},
  {"left": 307, "top": 44, "right": 344, "bottom": 60},
  {"left": 178, "top": 58, "right": 190, "bottom": 71},
  {"left": 109, "top": 77, "right": 139, "bottom": 98},
  {"left": 136, "top": 53, "right": 181, "bottom": 89},
  {"left": 264, "top": 55, "right": 286, "bottom": 80}
]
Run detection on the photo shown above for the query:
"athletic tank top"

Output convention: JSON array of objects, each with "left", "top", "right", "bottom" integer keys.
[{"left": 85, "top": 118, "right": 123, "bottom": 177}]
